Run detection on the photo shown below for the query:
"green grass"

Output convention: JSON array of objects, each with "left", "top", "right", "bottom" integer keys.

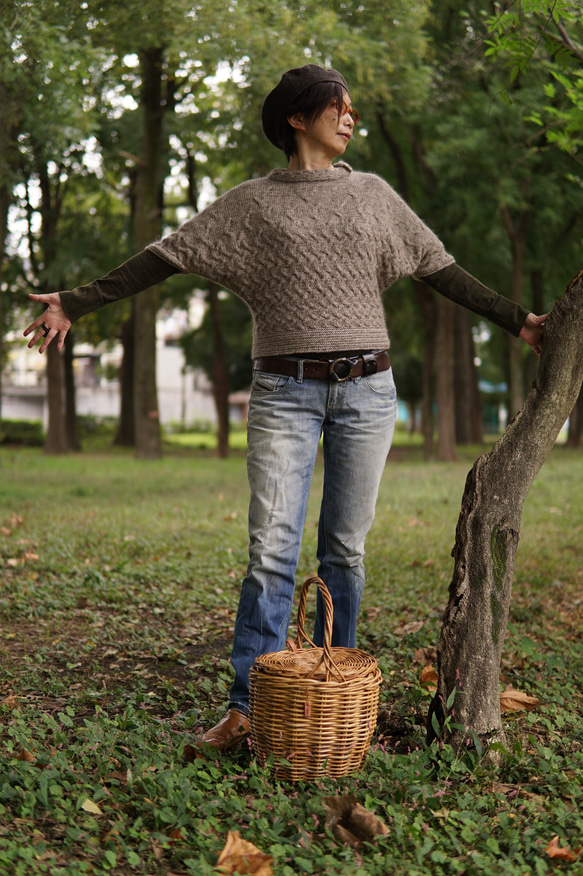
[{"left": 0, "top": 442, "right": 582, "bottom": 875}]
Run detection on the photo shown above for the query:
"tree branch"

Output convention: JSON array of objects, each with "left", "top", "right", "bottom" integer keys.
[{"left": 538, "top": 19, "right": 583, "bottom": 67}]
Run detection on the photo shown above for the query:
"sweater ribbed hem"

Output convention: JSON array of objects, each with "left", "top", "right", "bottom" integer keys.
[{"left": 251, "top": 328, "right": 391, "bottom": 359}]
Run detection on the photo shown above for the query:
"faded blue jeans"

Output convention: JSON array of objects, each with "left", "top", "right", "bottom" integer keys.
[{"left": 228, "top": 363, "right": 398, "bottom": 716}]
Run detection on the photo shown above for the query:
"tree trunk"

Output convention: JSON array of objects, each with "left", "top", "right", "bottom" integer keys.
[
  {"left": 406, "top": 401, "right": 418, "bottom": 436},
  {"left": 375, "top": 119, "right": 437, "bottom": 461},
  {"left": 414, "top": 280, "right": 436, "bottom": 460},
  {"left": 567, "top": 387, "right": 583, "bottom": 449},
  {"left": 64, "top": 331, "right": 81, "bottom": 451},
  {"left": 208, "top": 282, "right": 230, "bottom": 458},
  {"left": 133, "top": 46, "right": 165, "bottom": 460},
  {"left": 114, "top": 314, "right": 136, "bottom": 446},
  {"left": 454, "top": 307, "right": 482, "bottom": 445},
  {"left": 501, "top": 205, "right": 528, "bottom": 417},
  {"left": 44, "top": 342, "right": 67, "bottom": 454},
  {"left": 0, "top": 166, "right": 8, "bottom": 448},
  {"left": 435, "top": 296, "right": 458, "bottom": 462},
  {"left": 430, "top": 269, "right": 583, "bottom": 754},
  {"left": 0, "top": 75, "right": 19, "bottom": 450}
]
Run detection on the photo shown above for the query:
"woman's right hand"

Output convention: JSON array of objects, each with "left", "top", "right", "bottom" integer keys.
[{"left": 23, "top": 293, "right": 72, "bottom": 354}]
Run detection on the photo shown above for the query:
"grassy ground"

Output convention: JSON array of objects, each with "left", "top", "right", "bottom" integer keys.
[{"left": 0, "top": 439, "right": 581, "bottom": 875}]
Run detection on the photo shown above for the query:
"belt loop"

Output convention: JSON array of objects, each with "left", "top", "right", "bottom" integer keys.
[{"left": 297, "top": 358, "right": 304, "bottom": 383}]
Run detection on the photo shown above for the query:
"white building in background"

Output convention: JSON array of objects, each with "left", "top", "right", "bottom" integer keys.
[{"left": 2, "top": 303, "right": 247, "bottom": 429}]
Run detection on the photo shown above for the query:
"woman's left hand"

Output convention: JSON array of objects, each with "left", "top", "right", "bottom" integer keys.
[
  {"left": 23, "top": 292, "right": 72, "bottom": 354},
  {"left": 519, "top": 312, "right": 548, "bottom": 357}
]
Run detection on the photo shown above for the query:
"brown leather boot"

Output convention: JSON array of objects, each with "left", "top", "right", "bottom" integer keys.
[{"left": 184, "top": 709, "right": 250, "bottom": 761}]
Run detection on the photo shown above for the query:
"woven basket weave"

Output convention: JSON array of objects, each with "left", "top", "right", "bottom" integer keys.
[{"left": 249, "top": 576, "right": 381, "bottom": 781}]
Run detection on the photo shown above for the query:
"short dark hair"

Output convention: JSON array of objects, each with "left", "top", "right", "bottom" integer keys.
[{"left": 278, "top": 81, "right": 347, "bottom": 159}]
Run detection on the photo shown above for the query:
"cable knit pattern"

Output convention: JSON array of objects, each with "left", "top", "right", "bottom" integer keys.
[{"left": 147, "top": 163, "right": 454, "bottom": 357}]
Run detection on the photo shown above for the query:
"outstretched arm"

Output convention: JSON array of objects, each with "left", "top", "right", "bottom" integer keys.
[
  {"left": 23, "top": 250, "right": 178, "bottom": 353},
  {"left": 423, "top": 263, "right": 547, "bottom": 355}
]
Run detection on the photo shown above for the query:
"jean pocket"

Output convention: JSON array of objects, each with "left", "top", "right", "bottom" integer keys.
[
  {"left": 251, "top": 370, "right": 293, "bottom": 393},
  {"left": 363, "top": 367, "right": 397, "bottom": 397}
]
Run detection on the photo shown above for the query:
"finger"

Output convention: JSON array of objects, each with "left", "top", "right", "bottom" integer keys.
[
  {"left": 39, "top": 328, "right": 57, "bottom": 354},
  {"left": 27, "top": 323, "right": 51, "bottom": 349},
  {"left": 23, "top": 317, "right": 45, "bottom": 337},
  {"left": 56, "top": 329, "right": 68, "bottom": 352}
]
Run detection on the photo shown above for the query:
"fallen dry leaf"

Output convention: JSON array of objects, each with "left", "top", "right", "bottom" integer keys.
[
  {"left": 81, "top": 799, "right": 103, "bottom": 815},
  {"left": 16, "top": 748, "right": 35, "bottom": 763},
  {"left": 429, "top": 805, "right": 450, "bottom": 820},
  {"left": 545, "top": 836, "right": 580, "bottom": 861},
  {"left": 500, "top": 687, "right": 541, "bottom": 713},
  {"left": 413, "top": 647, "right": 437, "bottom": 665},
  {"left": 151, "top": 839, "right": 165, "bottom": 861},
  {"left": 216, "top": 830, "right": 273, "bottom": 875},
  {"left": 1, "top": 692, "right": 18, "bottom": 709},
  {"left": 321, "top": 796, "right": 390, "bottom": 849},
  {"left": 393, "top": 620, "right": 424, "bottom": 636},
  {"left": 420, "top": 665, "right": 439, "bottom": 691}
]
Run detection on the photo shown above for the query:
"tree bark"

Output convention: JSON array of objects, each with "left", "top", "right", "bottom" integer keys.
[
  {"left": 501, "top": 204, "right": 528, "bottom": 416},
  {"left": 413, "top": 280, "right": 436, "bottom": 460},
  {"left": 64, "top": 331, "right": 81, "bottom": 451},
  {"left": 208, "top": 282, "right": 231, "bottom": 459},
  {"left": 44, "top": 342, "right": 67, "bottom": 454},
  {"left": 0, "top": 88, "right": 14, "bottom": 442},
  {"left": 435, "top": 296, "right": 458, "bottom": 462},
  {"left": 0, "top": 158, "right": 9, "bottom": 446},
  {"left": 567, "top": 387, "right": 583, "bottom": 449},
  {"left": 430, "top": 269, "right": 583, "bottom": 753},
  {"left": 133, "top": 46, "right": 165, "bottom": 460},
  {"left": 114, "top": 314, "right": 136, "bottom": 446},
  {"left": 375, "top": 117, "right": 439, "bottom": 462},
  {"left": 454, "top": 307, "right": 482, "bottom": 445}
]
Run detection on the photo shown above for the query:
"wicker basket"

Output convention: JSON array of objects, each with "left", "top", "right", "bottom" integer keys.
[{"left": 249, "top": 576, "right": 381, "bottom": 781}]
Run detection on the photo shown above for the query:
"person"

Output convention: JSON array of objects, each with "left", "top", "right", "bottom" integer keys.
[{"left": 24, "top": 64, "right": 546, "bottom": 754}]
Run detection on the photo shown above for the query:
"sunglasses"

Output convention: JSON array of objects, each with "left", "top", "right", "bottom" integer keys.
[{"left": 331, "top": 100, "right": 359, "bottom": 124}]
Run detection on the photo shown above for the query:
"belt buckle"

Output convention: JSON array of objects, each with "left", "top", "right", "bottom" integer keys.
[{"left": 329, "top": 357, "right": 355, "bottom": 383}]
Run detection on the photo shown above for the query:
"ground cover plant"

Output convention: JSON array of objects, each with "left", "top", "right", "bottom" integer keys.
[{"left": 0, "top": 441, "right": 582, "bottom": 875}]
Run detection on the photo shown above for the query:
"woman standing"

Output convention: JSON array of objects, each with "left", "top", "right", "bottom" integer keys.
[{"left": 24, "top": 64, "right": 546, "bottom": 754}]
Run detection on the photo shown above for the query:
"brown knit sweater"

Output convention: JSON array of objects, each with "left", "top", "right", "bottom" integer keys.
[
  {"left": 60, "top": 162, "right": 528, "bottom": 355},
  {"left": 147, "top": 162, "right": 454, "bottom": 357}
]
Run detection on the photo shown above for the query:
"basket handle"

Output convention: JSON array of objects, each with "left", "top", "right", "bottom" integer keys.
[{"left": 295, "top": 576, "right": 346, "bottom": 683}]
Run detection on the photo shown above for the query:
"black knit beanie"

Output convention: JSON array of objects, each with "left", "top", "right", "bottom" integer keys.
[{"left": 261, "top": 64, "right": 349, "bottom": 150}]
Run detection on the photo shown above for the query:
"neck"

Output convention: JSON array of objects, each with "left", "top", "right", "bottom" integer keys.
[{"left": 287, "top": 143, "right": 339, "bottom": 172}]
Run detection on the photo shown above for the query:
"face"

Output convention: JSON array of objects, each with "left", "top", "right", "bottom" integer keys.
[{"left": 289, "top": 90, "right": 358, "bottom": 161}]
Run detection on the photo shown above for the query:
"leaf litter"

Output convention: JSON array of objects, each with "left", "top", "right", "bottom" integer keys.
[{"left": 1, "top": 449, "right": 582, "bottom": 875}]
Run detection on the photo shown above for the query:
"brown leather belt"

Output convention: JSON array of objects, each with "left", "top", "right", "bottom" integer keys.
[{"left": 253, "top": 350, "right": 391, "bottom": 383}]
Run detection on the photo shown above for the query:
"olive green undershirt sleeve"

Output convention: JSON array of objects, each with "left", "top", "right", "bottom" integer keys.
[
  {"left": 422, "top": 263, "right": 529, "bottom": 337},
  {"left": 59, "top": 250, "right": 179, "bottom": 324}
]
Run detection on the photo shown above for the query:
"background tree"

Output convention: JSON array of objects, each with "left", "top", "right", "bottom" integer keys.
[
  {"left": 4, "top": 0, "right": 583, "bottom": 459},
  {"left": 1, "top": 0, "right": 101, "bottom": 453},
  {"left": 180, "top": 289, "right": 252, "bottom": 457}
]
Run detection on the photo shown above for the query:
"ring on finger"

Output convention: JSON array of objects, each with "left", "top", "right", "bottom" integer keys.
[{"left": 40, "top": 322, "right": 50, "bottom": 337}]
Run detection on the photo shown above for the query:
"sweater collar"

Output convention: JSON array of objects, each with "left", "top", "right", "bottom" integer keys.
[{"left": 268, "top": 162, "right": 352, "bottom": 183}]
